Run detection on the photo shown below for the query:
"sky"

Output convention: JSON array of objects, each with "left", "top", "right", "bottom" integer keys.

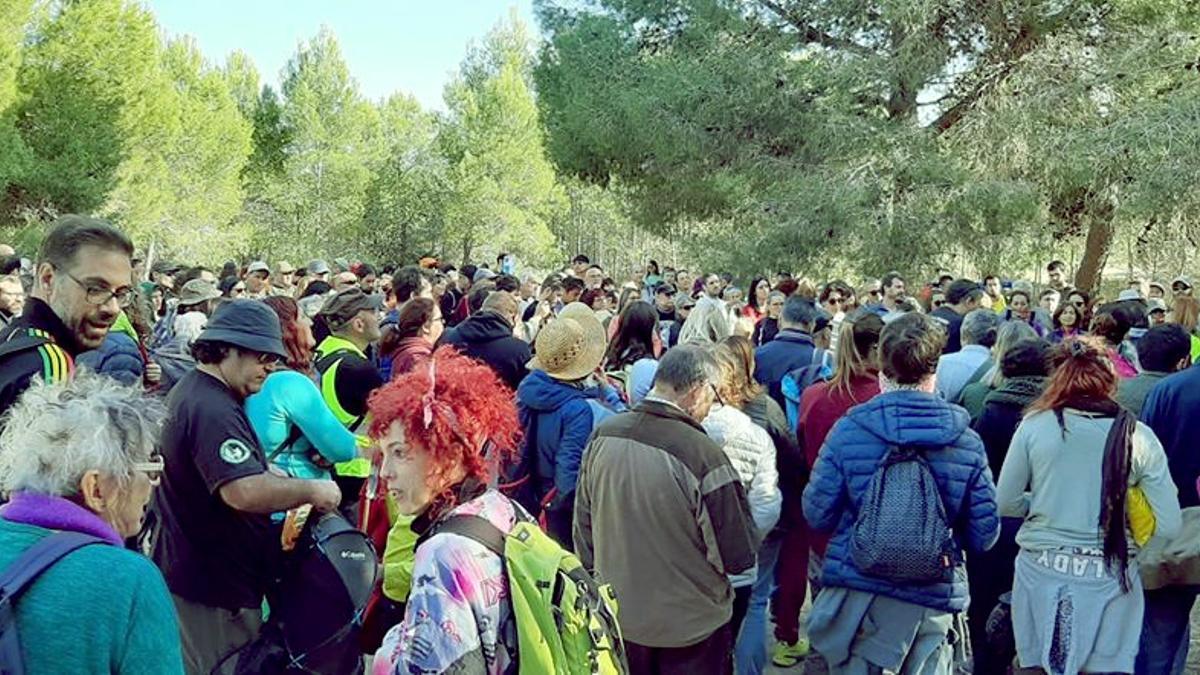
[{"left": 144, "top": 0, "right": 538, "bottom": 110}]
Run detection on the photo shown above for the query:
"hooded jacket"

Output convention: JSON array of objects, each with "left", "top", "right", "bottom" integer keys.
[
  {"left": 971, "top": 375, "right": 1046, "bottom": 478},
  {"left": 754, "top": 329, "right": 817, "bottom": 409},
  {"left": 77, "top": 313, "right": 144, "bottom": 387},
  {"left": 440, "top": 311, "right": 531, "bottom": 391},
  {"left": 516, "top": 369, "right": 625, "bottom": 506},
  {"left": 802, "top": 390, "right": 1000, "bottom": 612}
]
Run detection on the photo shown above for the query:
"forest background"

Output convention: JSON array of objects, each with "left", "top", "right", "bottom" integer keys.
[{"left": 3, "top": 0, "right": 1200, "bottom": 292}]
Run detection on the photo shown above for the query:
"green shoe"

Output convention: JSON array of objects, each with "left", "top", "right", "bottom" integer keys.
[{"left": 771, "top": 638, "right": 810, "bottom": 667}]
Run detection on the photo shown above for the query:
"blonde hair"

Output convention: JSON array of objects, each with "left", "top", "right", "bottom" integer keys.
[
  {"left": 829, "top": 312, "right": 883, "bottom": 400},
  {"left": 983, "top": 321, "right": 1038, "bottom": 387}
]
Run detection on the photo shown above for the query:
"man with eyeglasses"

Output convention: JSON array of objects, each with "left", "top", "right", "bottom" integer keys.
[
  {"left": 0, "top": 215, "right": 133, "bottom": 420},
  {"left": 152, "top": 300, "right": 341, "bottom": 673}
]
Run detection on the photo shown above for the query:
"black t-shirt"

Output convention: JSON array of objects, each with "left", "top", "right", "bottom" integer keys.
[
  {"left": 151, "top": 369, "right": 279, "bottom": 609},
  {"left": 657, "top": 307, "right": 677, "bottom": 324},
  {"left": 930, "top": 306, "right": 965, "bottom": 354}
]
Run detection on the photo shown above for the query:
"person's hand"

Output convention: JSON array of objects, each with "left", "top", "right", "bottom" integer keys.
[
  {"left": 308, "top": 480, "right": 342, "bottom": 512},
  {"left": 144, "top": 362, "right": 162, "bottom": 386}
]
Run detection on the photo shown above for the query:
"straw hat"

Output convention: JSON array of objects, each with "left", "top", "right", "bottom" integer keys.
[{"left": 529, "top": 302, "right": 607, "bottom": 381}]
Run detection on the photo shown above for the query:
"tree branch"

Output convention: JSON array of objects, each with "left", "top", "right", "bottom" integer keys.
[{"left": 756, "top": 0, "right": 873, "bottom": 56}]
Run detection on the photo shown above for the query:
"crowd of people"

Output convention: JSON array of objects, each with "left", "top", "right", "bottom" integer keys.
[{"left": 1, "top": 216, "right": 1200, "bottom": 675}]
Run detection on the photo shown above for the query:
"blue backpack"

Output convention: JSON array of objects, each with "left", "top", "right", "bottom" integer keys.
[{"left": 781, "top": 348, "right": 832, "bottom": 431}]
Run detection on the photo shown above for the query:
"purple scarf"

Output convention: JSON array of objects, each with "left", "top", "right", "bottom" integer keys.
[{"left": 0, "top": 492, "right": 123, "bottom": 545}]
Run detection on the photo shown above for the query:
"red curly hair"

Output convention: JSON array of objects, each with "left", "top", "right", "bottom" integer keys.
[
  {"left": 367, "top": 346, "right": 520, "bottom": 489},
  {"left": 261, "top": 295, "right": 313, "bottom": 373}
]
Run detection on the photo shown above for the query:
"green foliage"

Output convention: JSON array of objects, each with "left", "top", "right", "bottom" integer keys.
[
  {"left": 440, "top": 14, "right": 566, "bottom": 266},
  {"left": 534, "top": 0, "right": 1200, "bottom": 286}
]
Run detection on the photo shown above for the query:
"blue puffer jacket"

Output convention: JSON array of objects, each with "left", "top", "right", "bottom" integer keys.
[
  {"left": 802, "top": 389, "right": 1000, "bottom": 612},
  {"left": 516, "top": 369, "right": 626, "bottom": 505},
  {"left": 77, "top": 331, "right": 144, "bottom": 387}
]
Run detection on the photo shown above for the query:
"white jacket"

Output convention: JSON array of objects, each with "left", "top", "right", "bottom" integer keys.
[
  {"left": 679, "top": 295, "right": 732, "bottom": 345},
  {"left": 703, "top": 403, "right": 781, "bottom": 588}
]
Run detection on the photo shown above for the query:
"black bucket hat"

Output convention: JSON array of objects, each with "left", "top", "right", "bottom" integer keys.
[{"left": 195, "top": 299, "right": 288, "bottom": 359}]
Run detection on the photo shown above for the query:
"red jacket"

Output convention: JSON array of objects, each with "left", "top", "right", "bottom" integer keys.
[{"left": 797, "top": 373, "right": 881, "bottom": 556}]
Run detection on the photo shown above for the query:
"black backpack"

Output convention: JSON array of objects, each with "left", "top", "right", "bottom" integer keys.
[
  {"left": 850, "top": 445, "right": 959, "bottom": 583},
  {"left": 0, "top": 532, "right": 104, "bottom": 675},
  {"left": 229, "top": 512, "right": 378, "bottom": 674}
]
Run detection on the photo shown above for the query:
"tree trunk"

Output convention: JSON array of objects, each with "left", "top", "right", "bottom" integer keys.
[{"left": 1074, "top": 215, "right": 1116, "bottom": 294}]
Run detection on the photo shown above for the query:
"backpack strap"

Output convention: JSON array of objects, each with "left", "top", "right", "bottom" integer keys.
[
  {"left": 417, "top": 514, "right": 506, "bottom": 558},
  {"left": 267, "top": 423, "right": 307, "bottom": 462},
  {"left": 0, "top": 531, "right": 105, "bottom": 668},
  {"left": 0, "top": 333, "right": 49, "bottom": 362}
]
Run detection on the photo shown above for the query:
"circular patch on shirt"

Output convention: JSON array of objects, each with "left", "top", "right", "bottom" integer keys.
[{"left": 219, "top": 439, "right": 252, "bottom": 465}]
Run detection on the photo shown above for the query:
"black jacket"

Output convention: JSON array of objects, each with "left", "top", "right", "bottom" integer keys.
[
  {"left": 970, "top": 376, "right": 1047, "bottom": 478},
  {"left": 0, "top": 298, "right": 83, "bottom": 419},
  {"left": 440, "top": 311, "right": 531, "bottom": 391}
]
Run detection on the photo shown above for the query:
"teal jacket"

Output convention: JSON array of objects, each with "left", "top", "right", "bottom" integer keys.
[
  {"left": 0, "top": 517, "right": 183, "bottom": 674},
  {"left": 245, "top": 369, "right": 359, "bottom": 480}
]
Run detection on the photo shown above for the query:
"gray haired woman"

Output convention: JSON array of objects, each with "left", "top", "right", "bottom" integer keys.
[{"left": 0, "top": 372, "right": 183, "bottom": 673}]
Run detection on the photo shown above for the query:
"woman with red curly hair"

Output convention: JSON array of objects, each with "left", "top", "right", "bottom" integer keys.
[
  {"left": 245, "top": 296, "right": 359, "bottom": 480},
  {"left": 370, "top": 346, "right": 522, "bottom": 675}
]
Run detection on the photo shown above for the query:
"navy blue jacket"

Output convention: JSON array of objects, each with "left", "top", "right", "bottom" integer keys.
[
  {"left": 802, "top": 390, "right": 1000, "bottom": 612},
  {"left": 753, "top": 329, "right": 816, "bottom": 408},
  {"left": 516, "top": 369, "right": 625, "bottom": 507},
  {"left": 1141, "top": 364, "right": 1200, "bottom": 508},
  {"left": 77, "top": 331, "right": 144, "bottom": 387},
  {"left": 440, "top": 311, "right": 531, "bottom": 391}
]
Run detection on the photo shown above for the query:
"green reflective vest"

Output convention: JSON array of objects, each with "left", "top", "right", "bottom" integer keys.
[{"left": 314, "top": 335, "right": 371, "bottom": 478}]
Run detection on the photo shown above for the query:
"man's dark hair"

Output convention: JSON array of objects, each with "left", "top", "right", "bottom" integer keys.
[
  {"left": 0, "top": 256, "right": 21, "bottom": 276},
  {"left": 947, "top": 279, "right": 983, "bottom": 306},
  {"left": 983, "top": 274, "right": 999, "bottom": 284},
  {"left": 494, "top": 273, "right": 519, "bottom": 294},
  {"left": 191, "top": 340, "right": 234, "bottom": 365},
  {"left": 879, "top": 313, "right": 946, "bottom": 384},
  {"left": 720, "top": 272, "right": 734, "bottom": 284},
  {"left": 1000, "top": 338, "right": 1052, "bottom": 378},
  {"left": 881, "top": 271, "right": 904, "bottom": 290},
  {"left": 497, "top": 253, "right": 509, "bottom": 266},
  {"left": 381, "top": 263, "right": 397, "bottom": 276},
  {"left": 586, "top": 264, "right": 604, "bottom": 273},
  {"left": 780, "top": 296, "right": 819, "bottom": 328},
  {"left": 1137, "top": 324, "right": 1192, "bottom": 372},
  {"left": 357, "top": 263, "right": 376, "bottom": 278},
  {"left": 38, "top": 215, "right": 134, "bottom": 270},
  {"left": 572, "top": 254, "right": 590, "bottom": 265},
  {"left": 938, "top": 274, "right": 955, "bottom": 286},
  {"left": 1047, "top": 260, "right": 1066, "bottom": 273},
  {"left": 468, "top": 281, "right": 495, "bottom": 314},
  {"left": 562, "top": 277, "right": 585, "bottom": 294},
  {"left": 392, "top": 265, "right": 425, "bottom": 303},
  {"left": 460, "top": 264, "right": 478, "bottom": 284},
  {"left": 438, "top": 263, "right": 456, "bottom": 274},
  {"left": 177, "top": 266, "right": 211, "bottom": 286},
  {"left": 300, "top": 280, "right": 332, "bottom": 299}
]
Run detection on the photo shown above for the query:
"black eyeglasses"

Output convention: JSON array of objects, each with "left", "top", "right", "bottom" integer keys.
[
  {"left": 710, "top": 383, "right": 725, "bottom": 407},
  {"left": 61, "top": 269, "right": 133, "bottom": 308}
]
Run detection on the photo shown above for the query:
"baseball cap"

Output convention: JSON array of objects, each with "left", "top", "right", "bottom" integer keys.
[
  {"left": 276, "top": 261, "right": 296, "bottom": 275},
  {"left": 246, "top": 261, "right": 271, "bottom": 276},
  {"left": 655, "top": 282, "right": 677, "bottom": 296},
  {"left": 320, "top": 288, "right": 382, "bottom": 329},
  {"left": 1173, "top": 275, "right": 1193, "bottom": 289},
  {"left": 473, "top": 268, "right": 497, "bottom": 284},
  {"left": 676, "top": 293, "right": 697, "bottom": 309},
  {"left": 195, "top": 300, "right": 287, "bottom": 359},
  {"left": 1148, "top": 298, "right": 1167, "bottom": 313},
  {"left": 307, "top": 260, "right": 331, "bottom": 276},
  {"left": 1117, "top": 289, "right": 1143, "bottom": 302}
]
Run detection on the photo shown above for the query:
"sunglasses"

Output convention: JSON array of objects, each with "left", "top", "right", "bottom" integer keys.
[
  {"left": 253, "top": 352, "right": 283, "bottom": 367},
  {"left": 133, "top": 453, "right": 165, "bottom": 486},
  {"left": 827, "top": 297, "right": 844, "bottom": 305},
  {"left": 233, "top": 287, "right": 246, "bottom": 295},
  {"left": 869, "top": 290, "right": 881, "bottom": 297}
]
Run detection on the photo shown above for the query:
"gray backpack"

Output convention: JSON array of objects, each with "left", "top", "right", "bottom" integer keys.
[{"left": 850, "top": 445, "right": 958, "bottom": 583}]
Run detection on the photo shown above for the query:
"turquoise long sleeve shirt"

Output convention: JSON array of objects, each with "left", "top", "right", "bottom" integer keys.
[{"left": 245, "top": 369, "right": 358, "bottom": 480}]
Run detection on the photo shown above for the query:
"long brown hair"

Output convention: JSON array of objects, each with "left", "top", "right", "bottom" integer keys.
[
  {"left": 1173, "top": 296, "right": 1199, "bottom": 333},
  {"left": 1027, "top": 336, "right": 1134, "bottom": 590},
  {"left": 716, "top": 335, "right": 763, "bottom": 409},
  {"left": 829, "top": 310, "right": 883, "bottom": 400}
]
